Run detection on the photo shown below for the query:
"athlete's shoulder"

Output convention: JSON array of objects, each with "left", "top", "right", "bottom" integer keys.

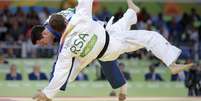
[
  {"left": 57, "top": 8, "right": 75, "bottom": 21},
  {"left": 57, "top": 8, "right": 76, "bottom": 16}
]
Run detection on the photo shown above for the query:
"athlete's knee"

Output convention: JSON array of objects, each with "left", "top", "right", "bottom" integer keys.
[
  {"left": 147, "top": 31, "right": 170, "bottom": 50},
  {"left": 148, "top": 31, "right": 165, "bottom": 42},
  {"left": 148, "top": 31, "right": 161, "bottom": 37},
  {"left": 144, "top": 31, "right": 165, "bottom": 48}
]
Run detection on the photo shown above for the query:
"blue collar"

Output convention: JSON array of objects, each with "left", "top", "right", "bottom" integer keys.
[
  {"left": 67, "top": 16, "right": 72, "bottom": 22},
  {"left": 45, "top": 24, "right": 62, "bottom": 40},
  {"left": 43, "top": 16, "right": 72, "bottom": 41}
]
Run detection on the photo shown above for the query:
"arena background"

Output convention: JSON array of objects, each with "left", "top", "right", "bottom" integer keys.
[{"left": 0, "top": 0, "right": 201, "bottom": 101}]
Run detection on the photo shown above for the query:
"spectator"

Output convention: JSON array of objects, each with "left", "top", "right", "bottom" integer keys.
[
  {"left": 167, "top": 16, "right": 182, "bottom": 44},
  {"left": 179, "top": 12, "right": 190, "bottom": 32},
  {"left": 190, "top": 8, "right": 201, "bottom": 21},
  {"left": 9, "top": 18, "right": 22, "bottom": 41},
  {"left": 113, "top": 7, "right": 124, "bottom": 23},
  {"left": 0, "top": 55, "right": 8, "bottom": 64},
  {"left": 144, "top": 65, "right": 164, "bottom": 81},
  {"left": 137, "top": 7, "right": 151, "bottom": 23},
  {"left": 0, "top": 20, "right": 8, "bottom": 41},
  {"left": 75, "top": 71, "right": 88, "bottom": 81},
  {"left": 185, "top": 63, "right": 201, "bottom": 96},
  {"left": 155, "top": 12, "right": 166, "bottom": 29},
  {"left": 38, "top": 7, "right": 50, "bottom": 24},
  {"left": 5, "top": 64, "right": 22, "bottom": 80},
  {"left": 119, "top": 62, "right": 131, "bottom": 80},
  {"left": 171, "top": 71, "right": 188, "bottom": 81},
  {"left": 158, "top": 26, "right": 169, "bottom": 40},
  {"left": 29, "top": 64, "right": 48, "bottom": 80},
  {"left": 136, "top": 8, "right": 151, "bottom": 30}
]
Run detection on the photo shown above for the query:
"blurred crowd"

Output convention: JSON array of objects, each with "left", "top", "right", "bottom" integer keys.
[
  {"left": 0, "top": 5, "right": 201, "bottom": 60},
  {"left": 0, "top": 7, "right": 55, "bottom": 58}
]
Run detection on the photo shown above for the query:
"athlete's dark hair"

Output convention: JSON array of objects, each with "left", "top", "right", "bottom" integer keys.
[
  {"left": 31, "top": 25, "right": 45, "bottom": 45},
  {"left": 49, "top": 14, "right": 66, "bottom": 33}
]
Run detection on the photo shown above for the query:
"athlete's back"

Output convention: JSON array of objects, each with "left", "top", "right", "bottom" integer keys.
[
  {"left": 64, "top": 19, "right": 106, "bottom": 60},
  {"left": 61, "top": 0, "right": 106, "bottom": 61}
]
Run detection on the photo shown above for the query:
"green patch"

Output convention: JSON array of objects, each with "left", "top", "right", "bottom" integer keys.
[{"left": 80, "top": 35, "right": 97, "bottom": 57}]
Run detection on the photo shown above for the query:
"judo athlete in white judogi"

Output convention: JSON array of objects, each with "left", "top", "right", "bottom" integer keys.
[
  {"left": 31, "top": 6, "right": 127, "bottom": 101},
  {"left": 33, "top": 0, "right": 193, "bottom": 101}
]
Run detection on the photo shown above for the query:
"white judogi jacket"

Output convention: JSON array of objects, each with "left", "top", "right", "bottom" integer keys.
[{"left": 43, "top": 0, "right": 106, "bottom": 98}]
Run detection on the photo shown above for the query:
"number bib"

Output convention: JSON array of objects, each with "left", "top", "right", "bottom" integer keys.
[{"left": 70, "top": 32, "right": 97, "bottom": 57}]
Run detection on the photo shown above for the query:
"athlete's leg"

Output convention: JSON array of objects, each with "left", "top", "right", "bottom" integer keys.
[
  {"left": 99, "top": 60, "right": 127, "bottom": 101},
  {"left": 106, "top": 0, "right": 139, "bottom": 34},
  {"left": 106, "top": 8, "right": 137, "bottom": 34},
  {"left": 99, "top": 60, "right": 126, "bottom": 89},
  {"left": 114, "top": 30, "right": 192, "bottom": 74},
  {"left": 43, "top": 57, "right": 89, "bottom": 98},
  {"left": 33, "top": 57, "right": 92, "bottom": 101}
]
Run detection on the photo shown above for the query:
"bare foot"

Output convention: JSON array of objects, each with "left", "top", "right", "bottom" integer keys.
[
  {"left": 169, "top": 63, "right": 194, "bottom": 74},
  {"left": 127, "top": 0, "right": 140, "bottom": 13},
  {"left": 33, "top": 89, "right": 52, "bottom": 101}
]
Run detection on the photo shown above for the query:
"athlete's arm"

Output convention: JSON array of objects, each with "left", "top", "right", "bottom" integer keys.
[
  {"left": 68, "top": 0, "right": 93, "bottom": 26},
  {"left": 60, "top": 24, "right": 75, "bottom": 44},
  {"left": 61, "top": 0, "right": 94, "bottom": 43},
  {"left": 75, "top": 0, "right": 93, "bottom": 18},
  {"left": 42, "top": 52, "right": 73, "bottom": 99}
]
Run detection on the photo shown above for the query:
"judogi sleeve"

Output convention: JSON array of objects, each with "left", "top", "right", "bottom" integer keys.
[
  {"left": 76, "top": 0, "right": 93, "bottom": 18},
  {"left": 42, "top": 46, "right": 75, "bottom": 99},
  {"left": 69, "top": 0, "right": 94, "bottom": 25},
  {"left": 61, "top": 0, "right": 94, "bottom": 42}
]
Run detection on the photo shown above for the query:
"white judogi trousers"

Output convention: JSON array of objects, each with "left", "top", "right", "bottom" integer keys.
[{"left": 100, "top": 9, "right": 181, "bottom": 67}]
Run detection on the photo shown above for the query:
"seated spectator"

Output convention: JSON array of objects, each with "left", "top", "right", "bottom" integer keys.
[
  {"left": 171, "top": 71, "right": 188, "bottom": 81},
  {"left": 75, "top": 71, "right": 88, "bottom": 81},
  {"left": 185, "top": 63, "right": 201, "bottom": 96},
  {"left": 144, "top": 65, "right": 164, "bottom": 81},
  {"left": 29, "top": 64, "right": 47, "bottom": 80},
  {"left": 5, "top": 64, "right": 22, "bottom": 80},
  {"left": 0, "top": 55, "right": 9, "bottom": 64},
  {"left": 119, "top": 63, "right": 132, "bottom": 80}
]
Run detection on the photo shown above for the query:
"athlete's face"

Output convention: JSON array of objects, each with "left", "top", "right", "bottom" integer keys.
[{"left": 36, "top": 29, "right": 54, "bottom": 46}]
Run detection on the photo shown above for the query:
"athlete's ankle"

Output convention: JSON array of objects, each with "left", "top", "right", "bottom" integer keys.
[{"left": 127, "top": 0, "right": 140, "bottom": 13}]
